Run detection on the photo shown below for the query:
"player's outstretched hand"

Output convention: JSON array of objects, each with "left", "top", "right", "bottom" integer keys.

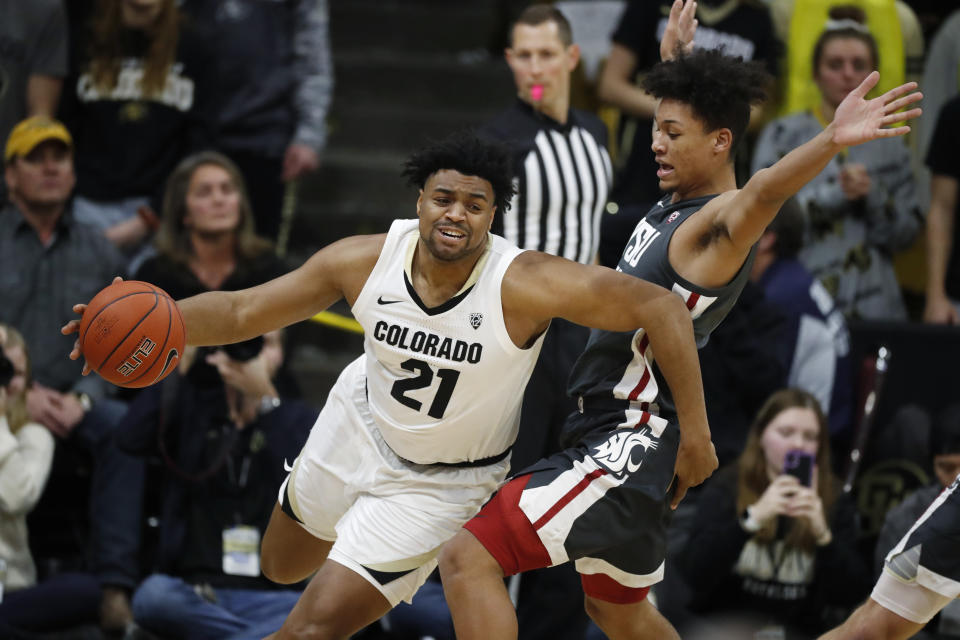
[
  {"left": 830, "top": 72, "right": 922, "bottom": 147},
  {"left": 671, "top": 431, "right": 718, "bottom": 509},
  {"left": 60, "top": 276, "right": 125, "bottom": 375},
  {"left": 661, "top": 0, "right": 697, "bottom": 61}
]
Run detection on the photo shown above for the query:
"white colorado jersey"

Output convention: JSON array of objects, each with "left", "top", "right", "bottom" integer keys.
[{"left": 352, "top": 219, "right": 544, "bottom": 464}]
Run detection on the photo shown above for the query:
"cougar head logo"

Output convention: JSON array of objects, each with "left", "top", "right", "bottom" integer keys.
[{"left": 592, "top": 427, "right": 658, "bottom": 476}]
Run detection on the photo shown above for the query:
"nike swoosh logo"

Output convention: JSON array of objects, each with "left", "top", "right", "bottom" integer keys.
[{"left": 377, "top": 296, "right": 403, "bottom": 305}]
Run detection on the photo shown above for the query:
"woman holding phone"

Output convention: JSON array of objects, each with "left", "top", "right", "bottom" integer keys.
[{"left": 676, "top": 389, "right": 870, "bottom": 639}]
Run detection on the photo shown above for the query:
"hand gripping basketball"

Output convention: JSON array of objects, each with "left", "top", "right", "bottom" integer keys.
[{"left": 64, "top": 279, "right": 186, "bottom": 388}]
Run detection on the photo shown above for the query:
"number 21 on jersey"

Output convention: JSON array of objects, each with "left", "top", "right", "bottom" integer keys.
[{"left": 390, "top": 358, "right": 460, "bottom": 419}]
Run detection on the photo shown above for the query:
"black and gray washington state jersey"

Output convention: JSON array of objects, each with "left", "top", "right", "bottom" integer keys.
[
  {"left": 482, "top": 100, "right": 612, "bottom": 264},
  {"left": 568, "top": 195, "right": 755, "bottom": 435}
]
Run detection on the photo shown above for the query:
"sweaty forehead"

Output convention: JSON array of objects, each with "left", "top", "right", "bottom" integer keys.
[{"left": 426, "top": 170, "right": 493, "bottom": 199}]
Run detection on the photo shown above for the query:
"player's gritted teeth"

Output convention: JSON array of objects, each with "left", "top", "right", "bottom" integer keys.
[
  {"left": 436, "top": 224, "right": 468, "bottom": 243},
  {"left": 656, "top": 161, "right": 675, "bottom": 179}
]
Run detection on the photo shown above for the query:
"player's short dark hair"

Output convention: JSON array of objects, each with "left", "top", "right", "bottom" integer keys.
[
  {"left": 511, "top": 5, "right": 573, "bottom": 46},
  {"left": 768, "top": 197, "right": 806, "bottom": 259},
  {"left": 403, "top": 130, "right": 516, "bottom": 214},
  {"left": 641, "top": 49, "right": 770, "bottom": 158}
]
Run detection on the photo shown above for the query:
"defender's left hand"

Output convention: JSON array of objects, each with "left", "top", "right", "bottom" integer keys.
[{"left": 830, "top": 72, "right": 922, "bottom": 147}]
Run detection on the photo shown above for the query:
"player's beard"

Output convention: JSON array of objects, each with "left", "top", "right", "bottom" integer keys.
[{"left": 422, "top": 223, "right": 481, "bottom": 262}]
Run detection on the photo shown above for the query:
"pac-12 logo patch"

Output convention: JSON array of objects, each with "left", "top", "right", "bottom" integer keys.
[
  {"left": 469, "top": 313, "right": 483, "bottom": 329},
  {"left": 666, "top": 211, "right": 680, "bottom": 223}
]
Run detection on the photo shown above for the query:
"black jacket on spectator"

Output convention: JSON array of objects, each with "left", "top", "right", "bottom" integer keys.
[
  {"left": 135, "top": 251, "right": 300, "bottom": 395},
  {"left": 927, "top": 95, "right": 960, "bottom": 302},
  {"left": 678, "top": 466, "right": 871, "bottom": 637},
  {"left": 117, "top": 379, "right": 315, "bottom": 589},
  {"left": 134, "top": 251, "right": 288, "bottom": 302},
  {"left": 59, "top": 22, "right": 215, "bottom": 204}
]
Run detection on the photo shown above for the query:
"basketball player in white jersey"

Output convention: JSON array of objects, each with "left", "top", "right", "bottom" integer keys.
[
  {"left": 62, "top": 129, "right": 716, "bottom": 639},
  {"left": 819, "top": 474, "right": 960, "bottom": 640}
]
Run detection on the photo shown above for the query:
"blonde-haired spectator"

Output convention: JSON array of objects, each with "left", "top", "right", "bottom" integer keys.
[{"left": 0, "top": 324, "right": 102, "bottom": 635}]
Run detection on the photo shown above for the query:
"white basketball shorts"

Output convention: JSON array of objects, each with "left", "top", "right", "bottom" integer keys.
[{"left": 277, "top": 355, "right": 510, "bottom": 605}]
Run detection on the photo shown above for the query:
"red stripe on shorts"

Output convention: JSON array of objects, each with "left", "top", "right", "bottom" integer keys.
[
  {"left": 532, "top": 468, "right": 607, "bottom": 530},
  {"left": 581, "top": 572, "right": 650, "bottom": 604},
  {"left": 463, "top": 474, "right": 552, "bottom": 576}
]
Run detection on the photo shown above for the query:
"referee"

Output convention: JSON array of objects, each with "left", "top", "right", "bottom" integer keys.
[{"left": 478, "top": 6, "right": 612, "bottom": 640}]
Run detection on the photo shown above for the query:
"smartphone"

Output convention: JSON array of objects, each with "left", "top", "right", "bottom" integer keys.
[{"left": 783, "top": 450, "right": 814, "bottom": 487}]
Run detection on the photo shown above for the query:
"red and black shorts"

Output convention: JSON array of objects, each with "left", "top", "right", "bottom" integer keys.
[{"left": 465, "top": 408, "right": 679, "bottom": 604}]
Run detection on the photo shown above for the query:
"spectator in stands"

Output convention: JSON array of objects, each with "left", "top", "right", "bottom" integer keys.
[
  {"left": 136, "top": 150, "right": 289, "bottom": 298},
  {"left": 0, "top": 0, "right": 68, "bottom": 207},
  {"left": 923, "top": 94, "right": 960, "bottom": 325},
  {"left": 767, "top": 0, "right": 924, "bottom": 110},
  {"left": 752, "top": 6, "right": 922, "bottom": 320},
  {"left": 595, "top": 0, "right": 779, "bottom": 267},
  {"left": 135, "top": 151, "right": 292, "bottom": 402},
  {"left": 179, "top": 0, "right": 333, "bottom": 243},
  {"left": 751, "top": 197, "right": 854, "bottom": 442},
  {"left": 918, "top": 8, "right": 960, "bottom": 178},
  {"left": 59, "top": 0, "right": 215, "bottom": 272},
  {"left": 0, "top": 324, "right": 102, "bottom": 636},
  {"left": 0, "top": 116, "right": 143, "bottom": 633},
  {"left": 118, "top": 330, "right": 314, "bottom": 640},
  {"left": 678, "top": 388, "right": 871, "bottom": 640}
]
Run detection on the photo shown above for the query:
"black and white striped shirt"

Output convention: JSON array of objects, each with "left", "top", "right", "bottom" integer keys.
[{"left": 481, "top": 100, "right": 612, "bottom": 264}]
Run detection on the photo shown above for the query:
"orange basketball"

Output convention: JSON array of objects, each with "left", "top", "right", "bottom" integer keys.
[{"left": 78, "top": 280, "right": 185, "bottom": 388}]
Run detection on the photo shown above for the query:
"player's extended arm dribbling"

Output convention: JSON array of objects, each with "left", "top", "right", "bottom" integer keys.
[
  {"left": 177, "top": 235, "right": 382, "bottom": 347},
  {"left": 63, "top": 234, "right": 383, "bottom": 367}
]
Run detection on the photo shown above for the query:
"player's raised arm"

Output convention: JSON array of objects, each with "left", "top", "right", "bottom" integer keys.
[
  {"left": 178, "top": 233, "right": 383, "bottom": 347},
  {"left": 503, "top": 253, "right": 716, "bottom": 502},
  {"left": 660, "top": 0, "right": 697, "bottom": 61},
  {"left": 721, "top": 72, "right": 922, "bottom": 252}
]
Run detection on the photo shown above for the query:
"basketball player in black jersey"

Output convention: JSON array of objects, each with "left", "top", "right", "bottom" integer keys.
[{"left": 439, "top": 4, "right": 924, "bottom": 639}]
